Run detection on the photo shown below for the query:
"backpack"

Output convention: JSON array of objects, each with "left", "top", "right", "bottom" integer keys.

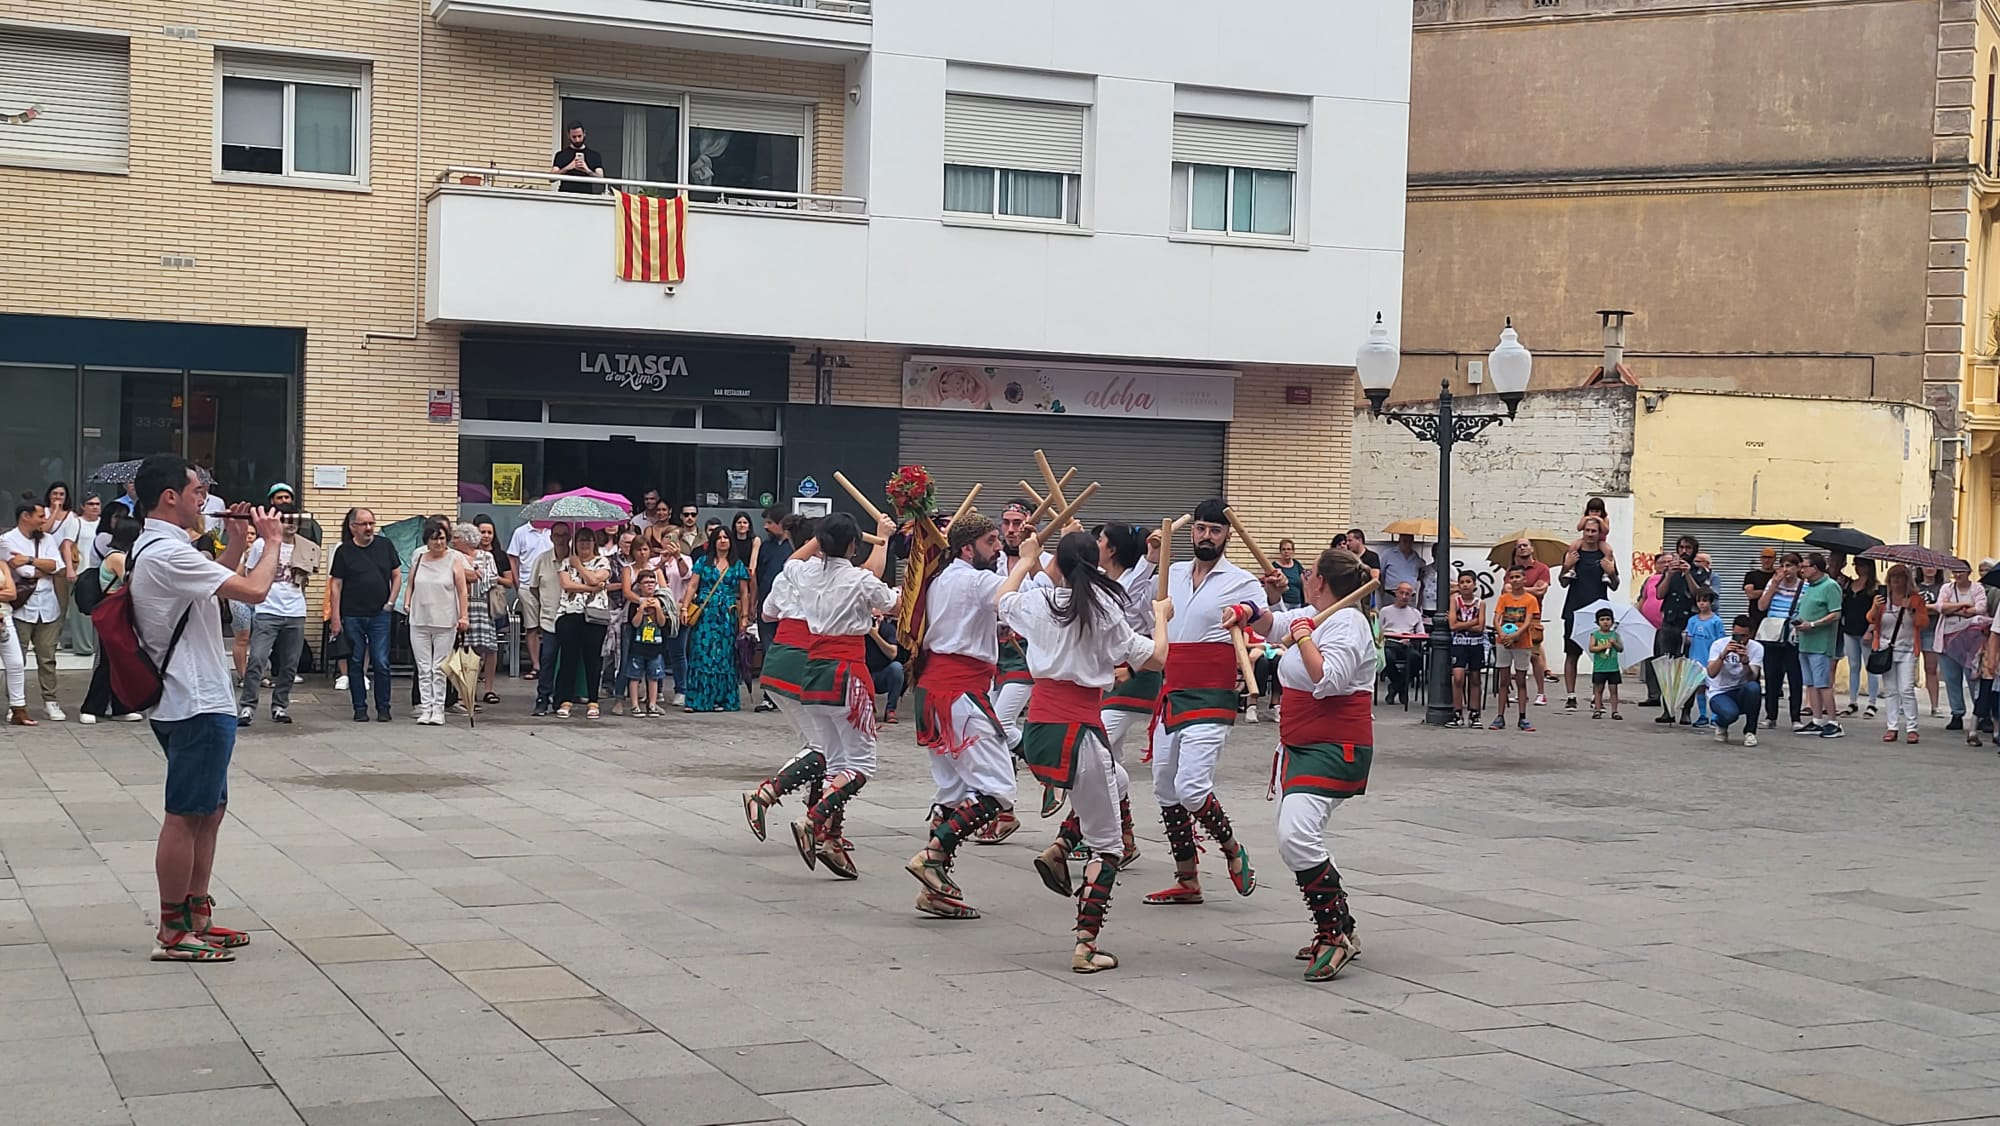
[
  {"left": 72, "top": 566, "right": 107, "bottom": 615},
  {"left": 90, "top": 540, "right": 192, "bottom": 713}
]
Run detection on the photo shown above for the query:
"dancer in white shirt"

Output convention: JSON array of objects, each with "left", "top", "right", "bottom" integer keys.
[
  {"left": 1002, "top": 530, "right": 1168, "bottom": 973},
  {"left": 1229, "top": 548, "right": 1376, "bottom": 981},
  {"left": 1050, "top": 522, "right": 1157, "bottom": 865},
  {"left": 784, "top": 512, "right": 899, "bottom": 879},
  {"left": 741, "top": 516, "right": 826, "bottom": 844},
  {"left": 902, "top": 514, "right": 1014, "bottom": 918},
  {"left": 1144, "top": 499, "right": 1287, "bottom": 906}
]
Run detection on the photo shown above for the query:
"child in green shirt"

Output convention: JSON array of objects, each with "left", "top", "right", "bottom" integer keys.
[{"left": 1589, "top": 607, "right": 1624, "bottom": 721}]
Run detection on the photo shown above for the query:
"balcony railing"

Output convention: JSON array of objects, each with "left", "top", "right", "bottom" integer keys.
[
  {"left": 735, "top": 0, "right": 870, "bottom": 14},
  {"left": 436, "top": 166, "right": 866, "bottom": 218}
]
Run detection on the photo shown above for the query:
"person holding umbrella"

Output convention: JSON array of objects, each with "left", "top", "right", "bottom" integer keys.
[
  {"left": 1868, "top": 563, "right": 1929, "bottom": 743},
  {"left": 1936, "top": 561, "right": 1985, "bottom": 743}
]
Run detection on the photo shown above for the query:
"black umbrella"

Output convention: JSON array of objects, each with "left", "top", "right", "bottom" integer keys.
[
  {"left": 87, "top": 458, "right": 214, "bottom": 486},
  {"left": 1803, "top": 527, "right": 1882, "bottom": 556}
]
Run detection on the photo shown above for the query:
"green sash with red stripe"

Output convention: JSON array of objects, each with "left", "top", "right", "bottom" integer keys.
[
  {"left": 1162, "top": 642, "right": 1239, "bottom": 731},
  {"left": 1278, "top": 688, "right": 1372, "bottom": 799},
  {"left": 1021, "top": 678, "right": 1105, "bottom": 789},
  {"left": 1101, "top": 667, "right": 1164, "bottom": 714}
]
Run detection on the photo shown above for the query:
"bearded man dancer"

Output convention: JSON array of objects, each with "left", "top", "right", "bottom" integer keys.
[
  {"left": 1144, "top": 498, "right": 1287, "bottom": 906},
  {"left": 785, "top": 512, "right": 899, "bottom": 879},
  {"left": 741, "top": 515, "right": 823, "bottom": 843},
  {"left": 972, "top": 500, "right": 1037, "bottom": 845},
  {"left": 902, "top": 514, "right": 1015, "bottom": 918},
  {"left": 1229, "top": 547, "right": 1375, "bottom": 981}
]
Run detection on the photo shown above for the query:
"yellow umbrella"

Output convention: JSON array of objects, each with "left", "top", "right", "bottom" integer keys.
[
  {"left": 1487, "top": 530, "right": 1569, "bottom": 569},
  {"left": 1381, "top": 518, "right": 1466, "bottom": 539},
  {"left": 1743, "top": 523, "right": 1812, "bottom": 542},
  {"left": 440, "top": 646, "right": 483, "bottom": 727}
]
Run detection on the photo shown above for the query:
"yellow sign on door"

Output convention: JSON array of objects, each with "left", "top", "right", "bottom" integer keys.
[{"left": 492, "top": 463, "right": 523, "bottom": 506}]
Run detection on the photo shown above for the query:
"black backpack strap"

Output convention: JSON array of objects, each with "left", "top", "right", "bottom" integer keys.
[{"left": 128, "top": 538, "right": 197, "bottom": 677}]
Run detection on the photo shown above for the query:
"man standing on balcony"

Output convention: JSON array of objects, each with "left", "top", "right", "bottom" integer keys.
[{"left": 552, "top": 122, "right": 605, "bottom": 195}]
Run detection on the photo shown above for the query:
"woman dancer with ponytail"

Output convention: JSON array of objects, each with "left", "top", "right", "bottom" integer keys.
[
  {"left": 741, "top": 515, "right": 824, "bottom": 844},
  {"left": 1053, "top": 522, "right": 1158, "bottom": 864},
  {"left": 1002, "top": 529, "right": 1169, "bottom": 974},
  {"left": 785, "top": 512, "right": 899, "bottom": 880},
  {"left": 1227, "top": 547, "right": 1376, "bottom": 981}
]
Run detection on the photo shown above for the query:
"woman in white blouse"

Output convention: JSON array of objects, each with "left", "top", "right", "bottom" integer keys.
[{"left": 1229, "top": 548, "right": 1376, "bottom": 983}]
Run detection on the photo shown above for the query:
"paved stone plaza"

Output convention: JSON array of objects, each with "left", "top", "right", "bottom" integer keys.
[{"left": 4, "top": 679, "right": 2000, "bottom": 1126}]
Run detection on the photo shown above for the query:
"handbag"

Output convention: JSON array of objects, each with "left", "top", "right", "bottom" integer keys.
[
  {"left": 1865, "top": 601, "right": 1903, "bottom": 676},
  {"left": 1754, "top": 583, "right": 1798, "bottom": 645},
  {"left": 682, "top": 567, "right": 725, "bottom": 627}
]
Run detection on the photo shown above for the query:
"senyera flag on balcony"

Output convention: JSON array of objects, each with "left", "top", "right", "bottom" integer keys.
[{"left": 614, "top": 191, "right": 686, "bottom": 285}]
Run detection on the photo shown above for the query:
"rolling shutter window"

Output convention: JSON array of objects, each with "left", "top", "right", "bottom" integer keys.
[
  {"left": 944, "top": 94, "right": 1085, "bottom": 175},
  {"left": 898, "top": 412, "right": 1224, "bottom": 530},
  {"left": 0, "top": 28, "right": 130, "bottom": 172},
  {"left": 1661, "top": 519, "right": 1772, "bottom": 620},
  {"left": 687, "top": 95, "right": 807, "bottom": 137},
  {"left": 215, "top": 49, "right": 365, "bottom": 88},
  {"left": 1172, "top": 115, "right": 1298, "bottom": 171}
]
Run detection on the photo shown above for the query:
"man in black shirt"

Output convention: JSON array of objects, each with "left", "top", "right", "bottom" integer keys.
[
  {"left": 328, "top": 509, "right": 403, "bottom": 722},
  {"left": 1558, "top": 516, "right": 1621, "bottom": 712},
  {"left": 551, "top": 121, "right": 606, "bottom": 194},
  {"left": 1649, "top": 535, "right": 1713, "bottom": 718},
  {"left": 1742, "top": 546, "right": 1777, "bottom": 628},
  {"left": 752, "top": 506, "right": 792, "bottom": 713}
]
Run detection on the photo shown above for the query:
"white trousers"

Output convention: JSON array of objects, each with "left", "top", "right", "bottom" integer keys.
[
  {"left": 925, "top": 696, "right": 1015, "bottom": 810},
  {"left": 770, "top": 693, "right": 820, "bottom": 756},
  {"left": 1149, "top": 719, "right": 1228, "bottom": 810},
  {"left": 0, "top": 614, "right": 24, "bottom": 707},
  {"left": 994, "top": 680, "right": 1031, "bottom": 750},
  {"left": 1100, "top": 708, "right": 1147, "bottom": 802},
  {"left": 411, "top": 624, "right": 455, "bottom": 718},
  {"left": 800, "top": 703, "right": 877, "bottom": 778},
  {"left": 1881, "top": 650, "right": 1920, "bottom": 731},
  {"left": 1277, "top": 791, "right": 1348, "bottom": 871},
  {"left": 1070, "top": 730, "right": 1123, "bottom": 856}
]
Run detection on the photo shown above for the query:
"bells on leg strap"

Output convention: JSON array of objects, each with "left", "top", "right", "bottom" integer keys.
[
  {"left": 1160, "top": 804, "right": 1198, "bottom": 863},
  {"left": 772, "top": 748, "right": 826, "bottom": 798},
  {"left": 1075, "top": 855, "right": 1121, "bottom": 941},
  {"left": 809, "top": 773, "right": 868, "bottom": 824},
  {"left": 1295, "top": 860, "right": 1354, "bottom": 938},
  {"left": 934, "top": 794, "right": 1006, "bottom": 852},
  {"left": 1118, "top": 798, "right": 1141, "bottom": 865},
  {"left": 1190, "top": 793, "right": 1236, "bottom": 844}
]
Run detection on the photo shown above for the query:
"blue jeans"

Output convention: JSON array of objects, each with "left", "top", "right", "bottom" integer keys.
[
  {"left": 341, "top": 611, "right": 393, "bottom": 714},
  {"left": 1709, "top": 683, "right": 1763, "bottom": 735},
  {"left": 534, "top": 629, "right": 561, "bottom": 708},
  {"left": 665, "top": 629, "right": 689, "bottom": 694},
  {"left": 1941, "top": 653, "right": 1980, "bottom": 717},
  {"left": 872, "top": 660, "right": 906, "bottom": 712}
]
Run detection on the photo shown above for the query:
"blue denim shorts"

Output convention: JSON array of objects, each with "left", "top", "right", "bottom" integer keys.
[
  {"left": 1799, "top": 653, "right": 1833, "bottom": 688},
  {"left": 624, "top": 648, "right": 666, "bottom": 682},
  {"left": 153, "top": 714, "right": 237, "bottom": 816}
]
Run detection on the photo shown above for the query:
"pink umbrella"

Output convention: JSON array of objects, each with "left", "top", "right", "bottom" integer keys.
[{"left": 541, "top": 486, "right": 631, "bottom": 514}]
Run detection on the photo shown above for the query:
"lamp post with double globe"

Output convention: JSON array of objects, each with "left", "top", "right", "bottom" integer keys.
[{"left": 1355, "top": 315, "right": 1534, "bottom": 726}]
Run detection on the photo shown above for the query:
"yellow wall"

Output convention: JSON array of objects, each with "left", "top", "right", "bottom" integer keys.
[{"left": 1629, "top": 390, "right": 1935, "bottom": 553}]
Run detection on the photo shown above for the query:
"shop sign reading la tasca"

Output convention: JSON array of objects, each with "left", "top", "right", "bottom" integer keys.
[
  {"left": 580, "top": 349, "right": 696, "bottom": 393},
  {"left": 459, "top": 337, "right": 790, "bottom": 402}
]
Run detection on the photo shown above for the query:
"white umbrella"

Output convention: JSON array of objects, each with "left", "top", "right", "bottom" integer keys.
[{"left": 1567, "top": 599, "right": 1655, "bottom": 671}]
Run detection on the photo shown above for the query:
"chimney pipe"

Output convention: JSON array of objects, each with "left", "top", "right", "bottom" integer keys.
[{"left": 1597, "top": 309, "right": 1632, "bottom": 373}]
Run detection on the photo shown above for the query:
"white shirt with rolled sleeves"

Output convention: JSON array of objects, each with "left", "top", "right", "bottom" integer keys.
[
  {"left": 1274, "top": 607, "right": 1376, "bottom": 698},
  {"left": 924, "top": 558, "right": 1004, "bottom": 662},
  {"left": 0, "top": 528, "right": 61, "bottom": 623},
  {"left": 785, "top": 556, "right": 898, "bottom": 637},
  {"left": 1165, "top": 557, "right": 1265, "bottom": 644},
  {"left": 998, "top": 587, "right": 1156, "bottom": 690},
  {"left": 129, "top": 520, "right": 237, "bottom": 721}
]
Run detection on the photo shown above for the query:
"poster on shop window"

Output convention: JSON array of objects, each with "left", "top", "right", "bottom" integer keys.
[
  {"left": 492, "top": 464, "right": 523, "bottom": 506},
  {"left": 726, "top": 470, "right": 750, "bottom": 503}
]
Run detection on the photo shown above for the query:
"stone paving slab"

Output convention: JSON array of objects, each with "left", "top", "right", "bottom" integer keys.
[{"left": 7, "top": 675, "right": 2000, "bottom": 1124}]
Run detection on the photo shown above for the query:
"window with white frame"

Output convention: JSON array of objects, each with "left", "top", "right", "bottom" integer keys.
[
  {"left": 1170, "top": 116, "right": 1300, "bottom": 239},
  {"left": 558, "top": 86, "right": 806, "bottom": 196},
  {"left": 216, "top": 50, "right": 368, "bottom": 184},
  {"left": 942, "top": 94, "right": 1084, "bottom": 225},
  {"left": 0, "top": 26, "right": 130, "bottom": 173}
]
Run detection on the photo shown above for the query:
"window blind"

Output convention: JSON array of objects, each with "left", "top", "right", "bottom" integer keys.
[
  {"left": 215, "top": 48, "right": 366, "bottom": 88},
  {"left": 0, "top": 27, "right": 130, "bottom": 170},
  {"left": 943, "top": 94, "right": 1084, "bottom": 175},
  {"left": 1172, "top": 115, "right": 1298, "bottom": 171},
  {"left": 688, "top": 95, "right": 807, "bottom": 136}
]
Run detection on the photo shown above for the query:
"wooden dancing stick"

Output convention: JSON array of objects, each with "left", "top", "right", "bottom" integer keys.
[
  {"left": 1034, "top": 450, "right": 1069, "bottom": 509},
  {"left": 948, "top": 483, "right": 982, "bottom": 527},
  {"left": 1222, "top": 506, "right": 1276, "bottom": 576},
  {"left": 1278, "top": 578, "right": 1382, "bottom": 650},
  {"left": 831, "top": 471, "right": 889, "bottom": 526},
  {"left": 1172, "top": 513, "right": 1192, "bottom": 532},
  {"left": 863, "top": 531, "right": 885, "bottom": 545},
  {"left": 1038, "top": 482, "right": 1099, "bottom": 539},
  {"left": 1229, "top": 626, "right": 1260, "bottom": 694},
  {"left": 1018, "top": 481, "right": 1055, "bottom": 526},
  {"left": 1155, "top": 517, "right": 1173, "bottom": 601}
]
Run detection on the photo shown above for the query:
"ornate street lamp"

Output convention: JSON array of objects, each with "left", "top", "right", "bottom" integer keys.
[{"left": 1356, "top": 315, "right": 1533, "bottom": 726}]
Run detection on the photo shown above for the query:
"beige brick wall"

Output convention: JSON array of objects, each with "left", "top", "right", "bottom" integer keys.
[
  {"left": 1224, "top": 365, "right": 1355, "bottom": 551},
  {"left": 0, "top": 2, "right": 849, "bottom": 530},
  {"left": 788, "top": 341, "right": 906, "bottom": 406}
]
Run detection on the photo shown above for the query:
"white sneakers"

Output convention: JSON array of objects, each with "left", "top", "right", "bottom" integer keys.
[
  {"left": 1713, "top": 726, "right": 1728, "bottom": 744},
  {"left": 1743, "top": 732, "right": 1758, "bottom": 747},
  {"left": 45, "top": 702, "right": 65, "bottom": 722},
  {"left": 1243, "top": 708, "right": 1260, "bottom": 724},
  {"left": 79, "top": 713, "right": 96, "bottom": 725},
  {"left": 671, "top": 692, "right": 685, "bottom": 706},
  {"left": 334, "top": 674, "right": 350, "bottom": 691}
]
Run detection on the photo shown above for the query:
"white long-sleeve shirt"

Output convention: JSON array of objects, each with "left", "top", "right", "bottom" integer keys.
[
  {"left": 924, "top": 558, "right": 1004, "bottom": 662},
  {"left": 1166, "top": 557, "right": 1265, "bottom": 644},
  {"left": 999, "top": 586, "right": 1157, "bottom": 690},
  {"left": 1113, "top": 561, "right": 1157, "bottom": 637},
  {"left": 785, "top": 556, "right": 898, "bottom": 637},
  {"left": 761, "top": 568, "right": 798, "bottom": 622},
  {"left": 1274, "top": 606, "right": 1376, "bottom": 698}
]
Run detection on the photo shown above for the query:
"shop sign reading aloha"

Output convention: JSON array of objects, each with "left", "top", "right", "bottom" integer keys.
[{"left": 901, "top": 359, "right": 1235, "bottom": 422}]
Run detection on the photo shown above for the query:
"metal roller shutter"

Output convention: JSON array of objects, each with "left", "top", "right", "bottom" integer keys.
[
  {"left": 944, "top": 95, "right": 1085, "bottom": 175},
  {"left": 688, "top": 95, "right": 808, "bottom": 137},
  {"left": 1172, "top": 116, "right": 1298, "bottom": 171},
  {"left": 1660, "top": 519, "right": 1777, "bottom": 620},
  {"left": 215, "top": 49, "right": 366, "bottom": 87},
  {"left": 0, "top": 28, "right": 130, "bottom": 172},
  {"left": 898, "top": 412, "right": 1224, "bottom": 533}
]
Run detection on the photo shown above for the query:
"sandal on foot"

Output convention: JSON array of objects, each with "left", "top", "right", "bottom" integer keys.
[
  {"left": 1034, "top": 843, "right": 1074, "bottom": 897},
  {"left": 1072, "top": 942, "right": 1119, "bottom": 974},
  {"left": 818, "top": 841, "right": 859, "bottom": 880},
  {"left": 905, "top": 851, "right": 961, "bottom": 898},
  {"left": 788, "top": 819, "right": 819, "bottom": 871},
  {"left": 914, "top": 889, "right": 980, "bottom": 919},
  {"left": 1143, "top": 876, "right": 1204, "bottom": 906},
  {"left": 742, "top": 784, "right": 778, "bottom": 842},
  {"left": 1224, "top": 845, "right": 1257, "bottom": 896},
  {"left": 586, "top": 703, "right": 601, "bottom": 719},
  {"left": 1039, "top": 784, "right": 1065, "bottom": 818},
  {"left": 1297, "top": 931, "right": 1362, "bottom": 961},
  {"left": 481, "top": 691, "right": 501, "bottom": 705},
  {"left": 152, "top": 931, "right": 233, "bottom": 962},
  {"left": 555, "top": 705, "right": 572, "bottom": 718},
  {"left": 189, "top": 895, "right": 251, "bottom": 948},
  {"left": 1302, "top": 934, "right": 1358, "bottom": 982},
  {"left": 971, "top": 812, "right": 1020, "bottom": 845}
]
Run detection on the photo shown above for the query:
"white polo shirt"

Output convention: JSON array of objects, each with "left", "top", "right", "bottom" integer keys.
[{"left": 129, "top": 520, "right": 236, "bottom": 721}]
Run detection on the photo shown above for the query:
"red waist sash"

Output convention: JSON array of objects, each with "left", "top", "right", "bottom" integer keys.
[
  {"left": 1279, "top": 688, "right": 1372, "bottom": 748},
  {"left": 774, "top": 618, "right": 812, "bottom": 648},
  {"left": 807, "top": 634, "right": 865, "bottom": 662},
  {"left": 916, "top": 652, "right": 999, "bottom": 755},
  {"left": 1164, "top": 641, "right": 1238, "bottom": 691},
  {"left": 1027, "top": 678, "right": 1104, "bottom": 725},
  {"left": 919, "top": 652, "right": 997, "bottom": 693}
]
